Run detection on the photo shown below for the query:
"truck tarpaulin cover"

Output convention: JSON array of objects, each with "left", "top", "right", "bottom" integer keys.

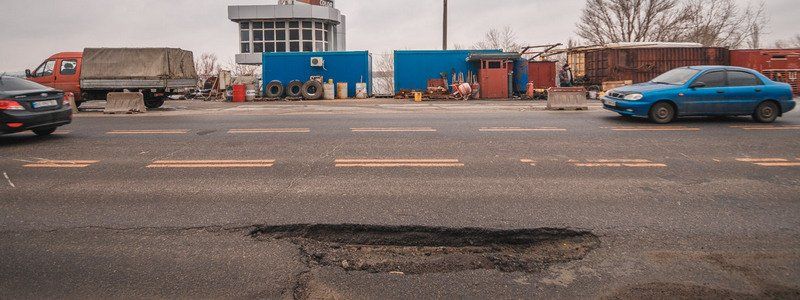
[{"left": 80, "top": 48, "right": 198, "bottom": 80}]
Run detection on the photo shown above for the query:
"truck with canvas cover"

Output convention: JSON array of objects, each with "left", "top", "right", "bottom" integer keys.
[{"left": 26, "top": 48, "right": 198, "bottom": 109}]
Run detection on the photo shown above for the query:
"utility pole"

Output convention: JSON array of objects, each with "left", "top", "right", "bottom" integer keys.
[{"left": 443, "top": 0, "right": 448, "bottom": 50}]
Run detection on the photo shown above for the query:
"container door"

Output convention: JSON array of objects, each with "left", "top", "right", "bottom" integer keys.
[
  {"left": 480, "top": 60, "right": 509, "bottom": 99},
  {"left": 54, "top": 58, "right": 81, "bottom": 96}
]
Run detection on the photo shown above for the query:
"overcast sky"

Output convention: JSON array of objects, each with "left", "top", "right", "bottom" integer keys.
[{"left": 1, "top": 0, "right": 797, "bottom": 72}]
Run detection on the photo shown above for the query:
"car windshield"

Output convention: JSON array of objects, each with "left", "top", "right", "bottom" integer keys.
[
  {"left": 0, "top": 76, "right": 50, "bottom": 92},
  {"left": 650, "top": 68, "right": 701, "bottom": 85}
]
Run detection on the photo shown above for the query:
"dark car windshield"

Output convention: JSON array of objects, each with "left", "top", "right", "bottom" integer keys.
[
  {"left": 650, "top": 68, "right": 701, "bottom": 85},
  {"left": 0, "top": 76, "right": 51, "bottom": 92}
]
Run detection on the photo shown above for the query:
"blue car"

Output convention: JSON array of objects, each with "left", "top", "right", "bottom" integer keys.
[{"left": 603, "top": 66, "right": 796, "bottom": 123}]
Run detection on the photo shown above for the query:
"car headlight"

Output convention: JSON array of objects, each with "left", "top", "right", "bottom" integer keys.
[{"left": 623, "top": 93, "right": 644, "bottom": 101}]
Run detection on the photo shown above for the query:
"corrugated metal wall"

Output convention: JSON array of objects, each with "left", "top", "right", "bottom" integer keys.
[
  {"left": 393, "top": 50, "right": 501, "bottom": 93},
  {"left": 583, "top": 47, "right": 729, "bottom": 85},
  {"left": 527, "top": 61, "right": 557, "bottom": 89},
  {"left": 731, "top": 49, "right": 800, "bottom": 94},
  {"left": 262, "top": 51, "right": 372, "bottom": 96}
]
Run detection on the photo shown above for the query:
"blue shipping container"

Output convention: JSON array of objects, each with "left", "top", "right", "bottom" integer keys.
[
  {"left": 262, "top": 51, "right": 372, "bottom": 97},
  {"left": 393, "top": 50, "right": 502, "bottom": 94}
]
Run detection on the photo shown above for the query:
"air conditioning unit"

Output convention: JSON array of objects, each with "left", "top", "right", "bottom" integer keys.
[{"left": 310, "top": 57, "right": 324, "bottom": 67}]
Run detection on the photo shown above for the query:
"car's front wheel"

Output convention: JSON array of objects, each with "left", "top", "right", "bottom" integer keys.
[
  {"left": 753, "top": 101, "right": 779, "bottom": 123},
  {"left": 32, "top": 127, "right": 57, "bottom": 136},
  {"left": 648, "top": 102, "right": 675, "bottom": 124}
]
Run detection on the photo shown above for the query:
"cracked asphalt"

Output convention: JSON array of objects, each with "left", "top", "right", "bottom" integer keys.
[{"left": 1, "top": 100, "right": 799, "bottom": 299}]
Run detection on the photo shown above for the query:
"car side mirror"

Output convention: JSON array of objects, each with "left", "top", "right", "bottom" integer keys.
[
  {"left": 25, "top": 69, "right": 32, "bottom": 77},
  {"left": 690, "top": 82, "right": 706, "bottom": 89}
]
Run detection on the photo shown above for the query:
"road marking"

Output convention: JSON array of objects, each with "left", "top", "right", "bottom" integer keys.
[
  {"left": 351, "top": 127, "right": 437, "bottom": 132},
  {"left": 335, "top": 159, "right": 464, "bottom": 168},
  {"left": 731, "top": 125, "right": 800, "bottom": 131},
  {"left": 736, "top": 157, "right": 800, "bottom": 167},
  {"left": 23, "top": 160, "right": 99, "bottom": 168},
  {"left": 147, "top": 160, "right": 275, "bottom": 168},
  {"left": 54, "top": 130, "right": 72, "bottom": 135},
  {"left": 570, "top": 159, "right": 666, "bottom": 168},
  {"left": 107, "top": 129, "right": 189, "bottom": 135},
  {"left": 3, "top": 172, "right": 15, "bottom": 188},
  {"left": 611, "top": 126, "right": 700, "bottom": 131},
  {"left": 520, "top": 159, "right": 537, "bottom": 166},
  {"left": 479, "top": 127, "right": 566, "bottom": 132},
  {"left": 229, "top": 128, "right": 310, "bottom": 133}
]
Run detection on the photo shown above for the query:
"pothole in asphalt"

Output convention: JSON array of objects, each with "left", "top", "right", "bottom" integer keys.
[{"left": 251, "top": 224, "right": 600, "bottom": 274}]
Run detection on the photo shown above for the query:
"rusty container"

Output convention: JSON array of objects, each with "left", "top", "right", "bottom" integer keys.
[
  {"left": 731, "top": 49, "right": 800, "bottom": 95},
  {"left": 582, "top": 47, "right": 730, "bottom": 85},
  {"left": 527, "top": 61, "right": 557, "bottom": 90}
]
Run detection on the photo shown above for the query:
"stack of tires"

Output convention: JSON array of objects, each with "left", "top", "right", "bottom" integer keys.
[{"left": 263, "top": 80, "right": 325, "bottom": 101}]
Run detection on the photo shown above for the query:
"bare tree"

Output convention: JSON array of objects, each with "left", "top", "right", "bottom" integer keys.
[
  {"left": 774, "top": 35, "right": 800, "bottom": 48},
  {"left": 194, "top": 52, "right": 219, "bottom": 82},
  {"left": 222, "top": 57, "right": 260, "bottom": 77},
  {"left": 576, "top": 0, "right": 768, "bottom": 48},
  {"left": 372, "top": 52, "right": 394, "bottom": 96},
  {"left": 473, "top": 26, "right": 521, "bottom": 52}
]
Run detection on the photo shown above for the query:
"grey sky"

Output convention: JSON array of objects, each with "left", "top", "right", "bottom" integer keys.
[{"left": 0, "top": 0, "right": 797, "bottom": 72}]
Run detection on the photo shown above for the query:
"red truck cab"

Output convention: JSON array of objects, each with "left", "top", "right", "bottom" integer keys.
[{"left": 26, "top": 52, "right": 83, "bottom": 100}]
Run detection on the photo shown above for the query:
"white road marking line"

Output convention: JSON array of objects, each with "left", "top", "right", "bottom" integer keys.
[
  {"left": 735, "top": 158, "right": 789, "bottom": 162},
  {"left": 731, "top": 125, "right": 800, "bottom": 130},
  {"left": 520, "top": 159, "right": 537, "bottom": 166},
  {"left": 570, "top": 159, "right": 666, "bottom": 168},
  {"left": 3, "top": 172, "right": 15, "bottom": 188},
  {"left": 351, "top": 127, "right": 437, "bottom": 132},
  {"left": 754, "top": 162, "right": 800, "bottom": 167},
  {"left": 229, "top": 128, "right": 310, "bottom": 133},
  {"left": 479, "top": 127, "right": 566, "bottom": 132},
  {"left": 54, "top": 130, "right": 72, "bottom": 135},
  {"left": 23, "top": 160, "right": 99, "bottom": 168},
  {"left": 611, "top": 126, "right": 700, "bottom": 131},
  {"left": 335, "top": 159, "right": 464, "bottom": 168},
  {"left": 147, "top": 160, "right": 276, "bottom": 168},
  {"left": 107, "top": 130, "right": 189, "bottom": 134}
]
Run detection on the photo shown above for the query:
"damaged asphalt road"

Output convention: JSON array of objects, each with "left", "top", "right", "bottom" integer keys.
[{"left": 1, "top": 104, "right": 799, "bottom": 298}]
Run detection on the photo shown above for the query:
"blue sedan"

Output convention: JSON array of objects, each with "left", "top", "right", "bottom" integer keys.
[{"left": 603, "top": 66, "right": 796, "bottom": 123}]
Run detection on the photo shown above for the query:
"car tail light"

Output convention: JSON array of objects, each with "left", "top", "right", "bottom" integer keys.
[
  {"left": 6, "top": 122, "right": 23, "bottom": 128},
  {"left": 0, "top": 99, "right": 25, "bottom": 111}
]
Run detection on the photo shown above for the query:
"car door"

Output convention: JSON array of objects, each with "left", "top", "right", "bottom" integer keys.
[
  {"left": 682, "top": 70, "right": 727, "bottom": 115},
  {"left": 53, "top": 58, "right": 81, "bottom": 96},
  {"left": 28, "top": 59, "right": 57, "bottom": 89},
  {"left": 725, "top": 70, "right": 765, "bottom": 114}
]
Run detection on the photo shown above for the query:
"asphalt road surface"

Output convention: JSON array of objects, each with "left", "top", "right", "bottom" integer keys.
[{"left": 1, "top": 101, "right": 799, "bottom": 299}]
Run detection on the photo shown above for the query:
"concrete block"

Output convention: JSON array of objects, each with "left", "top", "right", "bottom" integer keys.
[
  {"left": 104, "top": 92, "right": 146, "bottom": 114},
  {"left": 547, "top": 87, "right": 588, "bottom": 110}
]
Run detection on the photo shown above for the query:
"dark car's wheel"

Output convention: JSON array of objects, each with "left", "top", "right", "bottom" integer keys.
[
  {"left": 648, "top": 102, "right": 676, "bottom": 124},
  {"left": 32, "top": 127, "right": 57, "bottom": 136},
  {"left": 753, "top": 101, "right": 779, "bottom": 123},
  {"left": 145, "top": 99, "right": 165, "bottom": 109}
]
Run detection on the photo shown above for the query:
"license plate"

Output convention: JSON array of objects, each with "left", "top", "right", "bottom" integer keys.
[
  {"left": 604, "top": 99, "right": 617, "bottom": 107},
  {"left": 32, "top": 100, "right": 58, "bottom": 108}
]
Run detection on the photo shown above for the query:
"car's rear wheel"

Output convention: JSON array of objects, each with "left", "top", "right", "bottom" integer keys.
[
  {"left": 753, "top": 101, "right": 779, "bottom": 123},
  {"left": 648, "top": 102, "right": 675, "bottom": 124},
  {"left": 32, "top": 127, "right": 57, "bottom": 136}
]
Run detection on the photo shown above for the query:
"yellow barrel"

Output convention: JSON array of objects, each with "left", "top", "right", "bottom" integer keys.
[
  {"left": 413, "top": 92, "right": 423, "bottom": 102},
  {"left": 336, "top": 83, "right": 348, "bottom": 99}
]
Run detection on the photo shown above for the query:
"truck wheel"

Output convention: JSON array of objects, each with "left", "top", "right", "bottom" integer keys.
[
  {"left": 145, "top": 99, "right": 165, "bottom": 109},
  {"left": 286, "top": 80, "right": 303, "bottom": 99},
  {"left": 33, "top": 127, "right": 57, "bottom": 136},
  {"left": 302, "top": 80, "right": 324, "bottom": 100},
  {"left": 265, "top": 80, "right": 284, "bottom": 98}
]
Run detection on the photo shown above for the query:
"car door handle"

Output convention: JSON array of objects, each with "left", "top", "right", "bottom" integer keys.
[
  {"left": 716, "top": 90, "right": 725, "bottom": 94},
  {"left": 755, "top": 88, "right": 762, "bottom": 92}
]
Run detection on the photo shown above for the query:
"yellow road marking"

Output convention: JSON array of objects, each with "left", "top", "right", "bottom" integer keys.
[
  {"left": 108, "top": 130, "right": 189, "bottom": 134},
  {"left": 335, "top": 159, "right": 463, "bottom": 167},
  {"left": 23, "top": 160, "right": 99, "bottom": 168},
  {"left": 351, "top": 127, "right": 437, "bottom": 132},
  {"left": 147, "top": 160, "right": 275, "bottom": 168},
  {"left": 229, "top": 128, "right": 310, "bottom": 133},
  {"left": 611, "top": 126, "right": 700, "bottom": 131},
  {"left": 479, "top": 127, "right": 566, "bottom": 132}
]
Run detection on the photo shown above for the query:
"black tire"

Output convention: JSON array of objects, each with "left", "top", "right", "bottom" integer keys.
[
  {"left": 753, "top": 101, "right": 779, "bottom": 123},
  {"left": 301, "top": 80, "right": 324, "bottom": 100},
  {"left": 648, "top": 102, "right": 676, "bottom": 124},
  {"left": 145, "top": 99, "right": 165, "bottom": 109},
  {"left": 32, "top": 127, "right": 57, "bottom": 136},
  {"left": 286, "top": 80, "right": 303, "bottom": 98},
  {"left": 265, "top": 80, "right": 284, "bottom": 98}
]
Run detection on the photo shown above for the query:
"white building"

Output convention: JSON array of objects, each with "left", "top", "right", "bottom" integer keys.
[{"left": 228, "top": 0, "right": 347, "bottom": 65}]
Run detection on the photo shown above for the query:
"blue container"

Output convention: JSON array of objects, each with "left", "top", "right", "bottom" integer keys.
[
  {"left": 393, "top": 50, "right": 502, "bottom": 94},
  {"left": 514, "top": 59, "right": 529, "bottom": 94},
  {"left": 262, "top": 51, "right": 372, "bottom": 97}
]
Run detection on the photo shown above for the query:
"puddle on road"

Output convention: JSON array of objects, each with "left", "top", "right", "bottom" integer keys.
[{"left": 251, "top": 224, "right": 599, "bottom": 274}]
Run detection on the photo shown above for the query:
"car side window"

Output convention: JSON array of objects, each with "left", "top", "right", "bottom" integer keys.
[
  {"left": 34, "top": 60, "right": 56, "bottom": 77},
  {"left": 693, "top": 71, "right": 726, "bottom": 88},
  {"left": 727, "top": 71, "right": 763, "bottom": 87},
  {"left": 59, "top": 59, "right": 78, "bottom": 76}
]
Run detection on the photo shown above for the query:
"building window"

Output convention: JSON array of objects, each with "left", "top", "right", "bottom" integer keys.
[{"left": 239, "top": 19, "right": 331, "bottom": 54}]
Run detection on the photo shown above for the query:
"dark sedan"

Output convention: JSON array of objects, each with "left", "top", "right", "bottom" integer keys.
[{"left": 1, "top": 76, "right": 72, "bottom": 136}]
